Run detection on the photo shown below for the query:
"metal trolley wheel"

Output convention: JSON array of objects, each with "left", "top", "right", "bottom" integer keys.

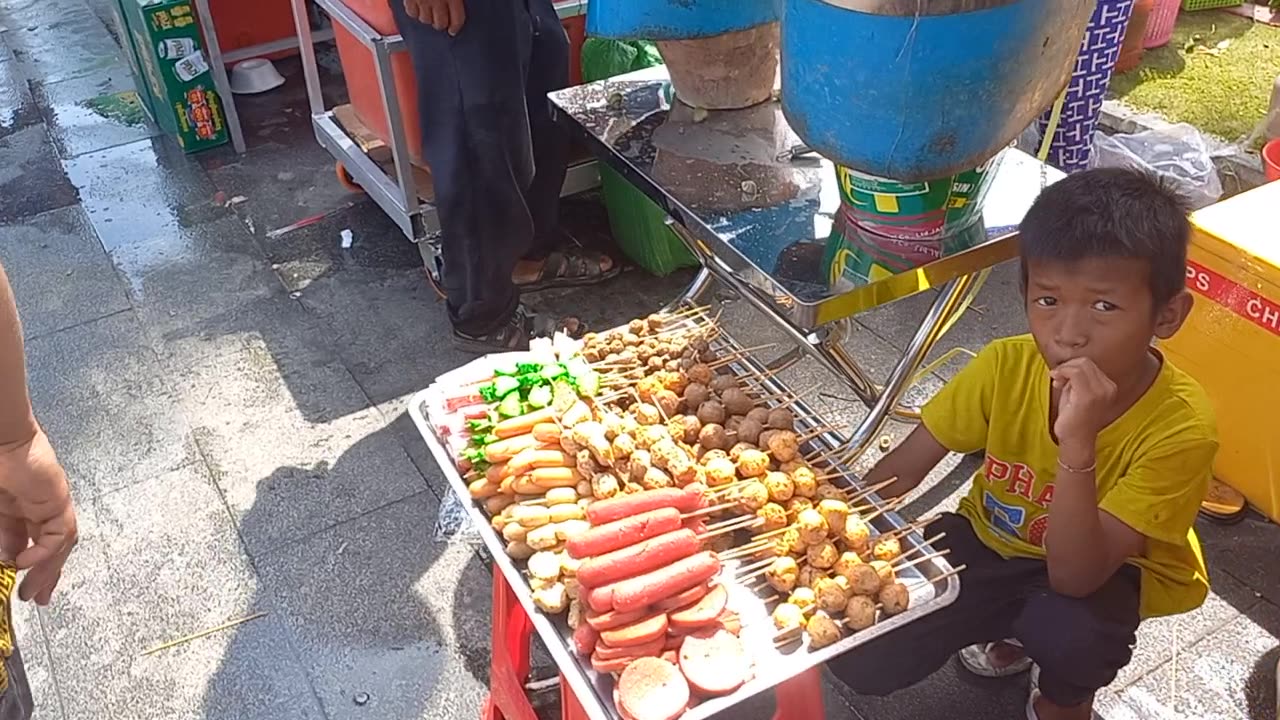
[{"left": 334, "top": 162, "right": 366, "bottom": 194}]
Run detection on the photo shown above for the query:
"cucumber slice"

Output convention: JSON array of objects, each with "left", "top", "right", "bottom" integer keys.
[
  {"left": 576, "top": 370, "right": 601, "bottom": 398},
  {"left": 540, "top": 364, "right": 567, "bottom": 381},
  {"left": 493, "top": 375, "right": 521, "bottom": 398},
  {"left": 527, "top": 385, "right": 553, "bottom": 409},
  {"left": 497, "top": 393, "right": 524, "bottom": 418}
]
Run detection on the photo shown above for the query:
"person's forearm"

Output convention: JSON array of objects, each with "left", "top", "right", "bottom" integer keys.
[
  {"left": 0, "top": 264, "right": 37, "bottom": 447},
  {"left": 1043, "top": 437, "right": 1110, "bottom": 597}
]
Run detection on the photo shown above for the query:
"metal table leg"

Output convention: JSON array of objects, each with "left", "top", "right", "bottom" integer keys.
[{"left": 192, "top": 0, "right": 246, "bottom": 154}]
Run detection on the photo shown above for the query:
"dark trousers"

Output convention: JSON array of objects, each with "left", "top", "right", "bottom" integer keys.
[
  {"left": 827, "top": 513, "right": 1141, "bottom": 707},
  {"left": 389, "top": 0, "right": 570, "bottom": 335}
]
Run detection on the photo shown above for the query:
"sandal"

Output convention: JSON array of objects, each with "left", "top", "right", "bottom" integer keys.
[
  {"left": 958, "top": 640, "right": 1033, "bottom": 678},
  {"left": 515, "top": 246, "right": 621, "bottom": 292},
  {"left": 451, "top": 304, "right": 587, "bottom": 353}
]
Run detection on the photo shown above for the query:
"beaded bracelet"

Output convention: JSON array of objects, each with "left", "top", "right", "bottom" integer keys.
[{"left": 1057, "top": 457, "right": 1097, "bottom": 474}]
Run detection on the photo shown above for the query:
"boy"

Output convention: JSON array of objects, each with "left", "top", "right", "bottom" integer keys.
[{"left": 828, "top": 167, "right": 1216, "bottom": 720}]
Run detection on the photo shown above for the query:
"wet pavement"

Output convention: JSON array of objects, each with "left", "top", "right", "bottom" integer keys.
[{"left": 0, "top": 1, "right": 1277, "bottom": 719}]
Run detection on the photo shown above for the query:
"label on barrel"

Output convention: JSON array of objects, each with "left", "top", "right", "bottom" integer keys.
[
  {"left": 822, "top": 215, "right": 987, "bottom": 287},
  {"left": 835, "top": 154, "right": 1003, "bottom": 240}
]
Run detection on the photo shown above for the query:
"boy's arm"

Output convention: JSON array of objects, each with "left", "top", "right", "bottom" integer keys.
[
  {"left": 0, "top": 263, "right": 77, "bottom": 605},
  {"left": 866, "top": 425, "right": 951, "bottom": 500}
]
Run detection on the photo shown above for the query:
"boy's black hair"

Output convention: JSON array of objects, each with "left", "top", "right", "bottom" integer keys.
[{"left": 1019, "top": 167, "right": 1192, "bottom": 306}]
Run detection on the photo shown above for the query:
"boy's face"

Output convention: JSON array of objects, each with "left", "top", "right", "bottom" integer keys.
[{"left": 1024, "top": 257, "right": 1191, "bottom": 384}]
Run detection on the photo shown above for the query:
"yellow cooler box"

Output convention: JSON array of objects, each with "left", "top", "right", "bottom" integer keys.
[{"left": 1161, "top": 181, "right": 1280, "bottom": 522}]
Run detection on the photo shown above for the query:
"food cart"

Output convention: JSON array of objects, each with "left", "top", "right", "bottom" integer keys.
[{"left": 396, "top": 64, "right": 1062, "bottom": 720}]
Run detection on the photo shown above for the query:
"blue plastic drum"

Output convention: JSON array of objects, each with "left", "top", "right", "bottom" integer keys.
[
  {"left": 780, "top": 0, "right": 1097, "bottom": 181},
  {"left": 587, "top": 0, "right": 779, "bottom": 41}
]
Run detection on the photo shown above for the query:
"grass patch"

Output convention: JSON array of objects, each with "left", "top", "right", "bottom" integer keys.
[{"left": 1109, "top": 10, "right": 1280, "bottom": 145}]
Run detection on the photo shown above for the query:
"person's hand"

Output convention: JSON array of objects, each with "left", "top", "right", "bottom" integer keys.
[
  {"left": 403, "top": 0, "right": 466, "bottom": 35},
  {"left": 0, "top": 428, "right": 76, "bottom": 605},
  {"left": 1049, "top": 357, "right": 1117, "bottom": 449}
]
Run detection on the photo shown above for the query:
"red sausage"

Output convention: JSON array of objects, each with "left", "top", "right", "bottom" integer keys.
[
  {"left": 576, "top": 529, "right": 700, "bottom": 589},
  {"left": 572, "top": 622, "right": 599, "bottom": 657},
  {"left": 678, "top": 629, "right": 749, "bottom": 697},
  {"left": 566, "top": 507, "right": 683, "bottom": 559},
  {"left": 586, "top": 487, "right": 703, "bottom": 526},
  {"left": 611, "top": 551, "right": 722, "bottom": 613}
]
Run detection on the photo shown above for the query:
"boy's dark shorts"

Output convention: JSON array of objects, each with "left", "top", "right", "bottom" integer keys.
[{"left": 827, "top": 512, "right": 1142, "bottom": 707}]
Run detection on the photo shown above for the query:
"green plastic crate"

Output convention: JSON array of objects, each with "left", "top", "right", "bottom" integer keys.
[
  {"left": 1180, "top": 0, "right": 1241, "bottom": 11},
  {"left": 580, "top": 39, "right": 697, "bottom": 276}
]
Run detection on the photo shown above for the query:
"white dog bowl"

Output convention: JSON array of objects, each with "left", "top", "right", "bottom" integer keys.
[{"left": 229, "top": 58, "right": 286, "bottom": 95}]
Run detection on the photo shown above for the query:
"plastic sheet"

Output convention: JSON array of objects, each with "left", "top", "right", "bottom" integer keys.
[
  {"left": 1090, "top": 123, "right": 1224, "bottom": 209},
  {"left": 433, "top": 486, "right": 484, "bottom": 544}
]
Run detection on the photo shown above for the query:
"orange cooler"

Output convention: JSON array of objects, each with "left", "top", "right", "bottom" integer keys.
[
  {"left": 332, "top": 0, "right": 587, "bottom": 167},
  {"left": 1160, "top": 181, "right": 1280, "bottom": 522}
]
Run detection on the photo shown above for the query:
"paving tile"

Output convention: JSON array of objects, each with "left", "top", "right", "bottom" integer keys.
[
  {"left": 33, "top": 64, "right": 158, "bottom": 158},
  {"left": 1195, "top": 513, "right": 1280, "bottom": 609},
  {"left": 1118, "top": 570, "right": 1259, "bottom": 690},
  {"left": 0, "top": 205, "right": 130, "bottom": 339},
  {"left": 24, "top": 311, "right": 198, "bottom": 500},
  {"left": 11, "top": 602, "right": 62, "bottom": 720},
  {"left": 377, "top": 393, "right": 452, "bottom": 503},
  {"left": 0, "top": 0, "right": 90, "bottom": 34},
  {"left": 105, "top": 213, "right": 282, "bottom": 343},
  {"left": 5, "top": 10, "right": 121, "bottom": 85},
  {"left": 0, "top": 53, "right": 41, "bottom": 141},
  {"left": 1112, "top": 598, "right": 1280, "bottom": 720},
  {"left": 63, "top": 136, "right": 230, "bottom": 253},
  {"left": 255, "top": 493, "right": 493, "bottom": 719},
  {"left": 833, "top": 658, "right": 1031, "bottom": 720},
  {"left": 0, "top": 125, "right": 79, "bottom": 222},
  {"left": 39, "top": 463, "right": 323, "bottom": 720},
  {"left": 173, "top": 312, "right": 424, "bottom": 556}
]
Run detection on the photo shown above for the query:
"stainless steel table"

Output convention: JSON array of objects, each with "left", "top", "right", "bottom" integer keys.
[{"left": 549, "top": 66, "right": 1063, "bottom": 463}]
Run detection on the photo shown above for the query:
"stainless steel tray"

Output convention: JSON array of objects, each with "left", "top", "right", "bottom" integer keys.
[{"left": 407, "top": 327, "right": 959, "bottom": 720}]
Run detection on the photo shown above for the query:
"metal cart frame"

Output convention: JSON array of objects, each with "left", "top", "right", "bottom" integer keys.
[{"left": 287, "top": 0, "right": 600, "bottom": 275}]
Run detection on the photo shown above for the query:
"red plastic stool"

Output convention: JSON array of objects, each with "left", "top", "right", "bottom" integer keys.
[
  {"left": 772, "top": 667, "right": 826, "bottom": 720},
  {"left": 482, "top": 571, "right": 539, "bottom": 720},
  {"left": 560, "top": 675, "right": 592, "bottom": 720}
]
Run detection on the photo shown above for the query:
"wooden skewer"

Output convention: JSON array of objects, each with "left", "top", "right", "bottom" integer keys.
[
  {"left": 682, "top": 500, "right": 740, "bottom": 519},
  {"left": 910, "top": 563, "right": 967, "bottom": 586},
  {"left": 858, "top": 495, "right": 908, "bottom": 524},
  {"left": 706, "top": 513, "right": 755, "bottom": 532},
  {"left": 719, "top": 541, "right": 774, "bottom": 561},
  {"left": 734, "top": 556, "right": 777, "bottom": 577},
  {"left": 844, "top": 476, "right": 899, "bottom": 503},
  {"left": 749, "top": 525, "right": 793, "bottom": 542},
  {"left": 738, "top": 562, "right": 780, "bottom": 583},
  {"left": 875, "top": 515, "right": 942, "bottom": 543},
  {"left": 891, "top": 548, "right": 951, "bottom": 574},
  {"left": 659, "top": 304, "right": 713, "bottom": 321},
  {"left": 701, "top": 516, "right": 761, "bottom": 540},
  {"left": 797, "top": 423, "right": 848, "bottom": 444},
  {"left": 889, "top": 533, "right": 947, "bottom": 563},
  {"left": 707, "top": 343, "right": 779, "bottom": 369}
]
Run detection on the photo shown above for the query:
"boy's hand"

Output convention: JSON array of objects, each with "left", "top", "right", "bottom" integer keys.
[
  {"left": 404, "top": 0, "right": 466, "bottom": 35},
  {"left": 0, "top": 429, "right": 77, "bottom": 606},
  {"left": 1050, "top": 357, "right": 1117, "bottom": 448}
]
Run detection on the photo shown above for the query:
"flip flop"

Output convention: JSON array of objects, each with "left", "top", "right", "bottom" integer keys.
[
  {"left": 958, "top": 641, "right": 1033, "bottom": 678},
  {"left": 516, "top": 247, "right": 621, "bottom": 292},
  {"left": 451, "top": 304, "right": 587, "bottom": 354}
]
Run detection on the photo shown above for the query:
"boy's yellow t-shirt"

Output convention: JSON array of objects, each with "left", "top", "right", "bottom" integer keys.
[{"left": 921, "top": 335, "right": 1216, "bottom": 619}]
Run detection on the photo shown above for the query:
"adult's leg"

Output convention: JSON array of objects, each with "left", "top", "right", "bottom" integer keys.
[
  {"left": 826, "top": 513, "right": 1029, "bottom": 696},
  {"left": 1013, "top": 565, "right": 1141, "bottom": 711},
  {"left": 389, "top": 0, "right": 535, "bottom": 335},
  {"left": 521, "top": 0, "right": 570, "bottom": 257}
]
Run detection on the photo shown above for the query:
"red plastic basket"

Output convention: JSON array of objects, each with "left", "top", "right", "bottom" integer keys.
[{"left": 1144, "top": 0, "right": 1181, "bottom": 48}]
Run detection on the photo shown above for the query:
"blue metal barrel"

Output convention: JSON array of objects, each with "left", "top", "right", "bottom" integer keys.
[
  {"left": 587, "top": 0, "right": 779, "bottom": 41},
  {"left": 781, "top": 0, "right": 1096, "bottom": 181}
]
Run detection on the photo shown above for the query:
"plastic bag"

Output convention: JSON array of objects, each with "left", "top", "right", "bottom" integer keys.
[
  {"left": 1090, "top": 124, "right": 1224, "bottom": 209},
  {"left": 433, "top": 486, "right": 483, "bottom": 545}
]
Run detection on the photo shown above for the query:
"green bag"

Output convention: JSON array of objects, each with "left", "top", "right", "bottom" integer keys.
[{"left": 580, "top": 39, "right": 697, "bottom": 276}]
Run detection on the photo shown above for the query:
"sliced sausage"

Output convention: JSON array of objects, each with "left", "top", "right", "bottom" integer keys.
[
  {"left": 678, "top": 629, "right": 749, "bottom": 697},
  {"left": 599, "top": 612, "right": 669, "bottom": 648},
  {"left": 654, "top": 582, "right": 712, "bottom": 612},
  {"left": 668, "top": 584, "right": 729, "bottom": 631},
  {"left": 617, "top": 657, "right": 690, "bottom": 720},
  {"left": 572, "top": 622, "right": 599, "bottom": 657},
  {"left": 585, "top": 606, "right": 651, "bottom": 632},
  {"left": 595, "top": 637, "right": 664, "bottom": 661}
]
